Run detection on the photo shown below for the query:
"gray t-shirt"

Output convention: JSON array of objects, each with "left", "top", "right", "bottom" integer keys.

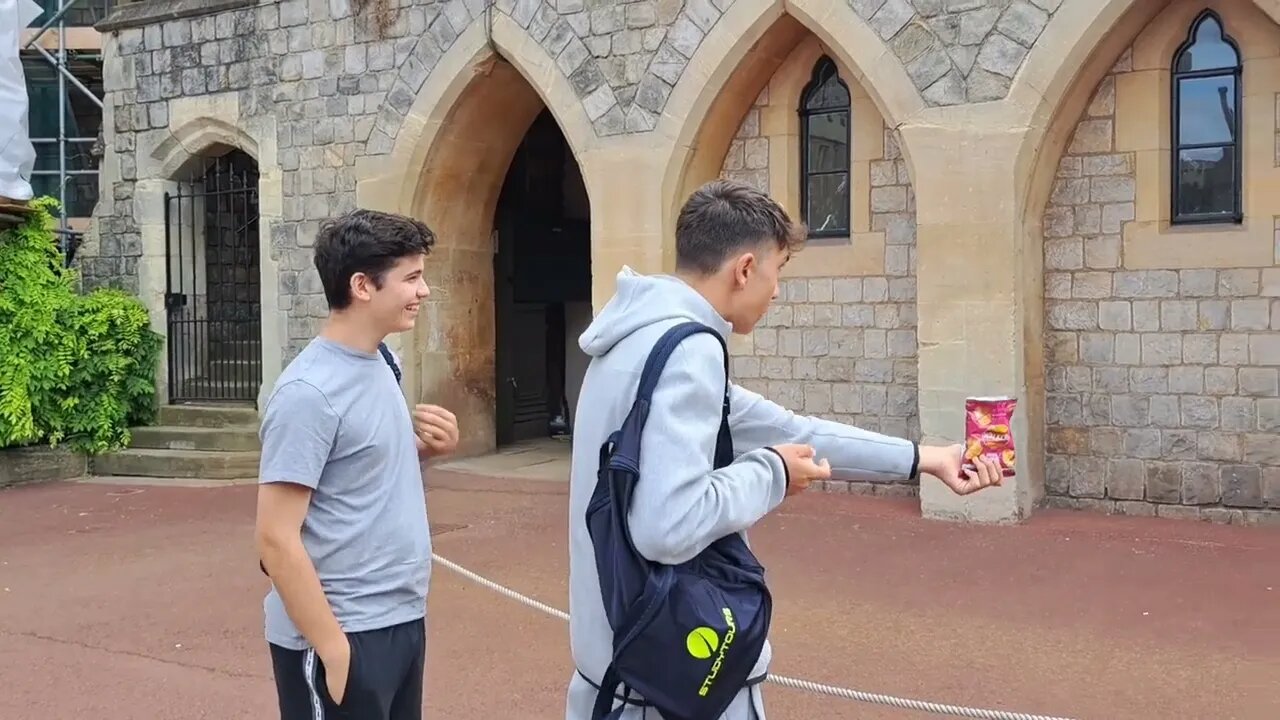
[{"left": 257, "top": 336, "right": 431, "bottom": 650}]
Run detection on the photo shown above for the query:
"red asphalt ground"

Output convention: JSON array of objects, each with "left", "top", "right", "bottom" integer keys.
[{"left": 1, "top": 471, "right": 1278, "bottom": 720}]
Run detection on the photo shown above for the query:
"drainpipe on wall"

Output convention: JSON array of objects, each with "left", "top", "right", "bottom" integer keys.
[{"left": 0, "top": 0, "right": 42, "bottom": 216}]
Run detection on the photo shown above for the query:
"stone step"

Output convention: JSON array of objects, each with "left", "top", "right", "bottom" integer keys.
[
  {"left": 0, "top": 444, "right": 87, "bottom": 488},
  {"left": 129, "top": 425, "right": 260, "bottom": 452},
  {"left": 210, "top": 337, "right": 261, "bottom": 352},
  {"left": 177, "top": 377, "right": 260, "bottom": 400},
  {"left": 77, "top": 475, "right": 254, "bottom": 488},
  {"left": 157, "top": 404, "right": 259, "bottom": 428},
  {"left": 207, "top": 357, "right": 261, "bottom": 370},
  {"left": 91, "top": 448, "right": 260, "bottom": 480},
  {"left": 207, "top": 339, "right": 262, "bottom": 362},
  {"left": 210, "top": 340, "right": 258, "bottom": 349},
  {"left": 185, "top": 359, "right": 262, "bottom": 379}
]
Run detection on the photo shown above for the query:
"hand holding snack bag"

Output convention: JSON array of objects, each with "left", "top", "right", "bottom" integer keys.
[
  {"left": 919, "top": 444, "right": 1003, "bottom": 495},
  {"left": 913, "top": 397, "right": 1013, "bottom": 495},
  {"left": 964, "top": 396, "right": 1017, "bottom": 478}
]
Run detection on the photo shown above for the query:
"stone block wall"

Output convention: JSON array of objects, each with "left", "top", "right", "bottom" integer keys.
[
  {"left": 718, "top": 88, "right": 769, "bottom": 192},
  {"left": 90, "top": 0, "right": 496, "bottom": 361},
  {"left": 1042, "top": 48, "right": 1280, "bottom": 522},
  {"left": 720, "top": 92, "right": 920, "bottom": 493},
  {"left": 82, "top": 0, "right": 791, "bottom": 361},
  {"left": 80, "top": 0, "right": 1067, "bottom": 358},
  {"left": 849, "top": 0, "right": 1060, "bottom": 106}
]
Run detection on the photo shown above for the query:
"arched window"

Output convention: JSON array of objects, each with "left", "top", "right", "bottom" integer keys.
[
  {"left": 799, "top": 56, "right": 851, "bottom": 238},
  {"left": 1171, "top": 10, "right": 1242, "bottom": 224}
]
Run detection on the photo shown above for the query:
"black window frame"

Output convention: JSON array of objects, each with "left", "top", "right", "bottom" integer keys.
[
  {"left": 1170, "top": 9, "right": 1243, "bottom": 226},
  {"left": 798, "top": 55, "right": 852, "bottom": 240}
]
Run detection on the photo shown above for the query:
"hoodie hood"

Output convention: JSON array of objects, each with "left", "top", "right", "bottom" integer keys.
[{"left": 578, "top": 266, "right": 733, "bottom": 358}]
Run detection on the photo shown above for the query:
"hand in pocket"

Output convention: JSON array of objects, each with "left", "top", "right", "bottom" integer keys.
[{"left": 320, "top": 637, "right": 353, "bottom": 705}]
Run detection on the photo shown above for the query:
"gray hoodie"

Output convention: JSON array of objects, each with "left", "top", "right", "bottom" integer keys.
[{"left": 564, "top": 267, "right": 920, "bottom": 719}]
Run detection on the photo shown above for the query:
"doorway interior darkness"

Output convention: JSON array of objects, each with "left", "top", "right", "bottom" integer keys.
[
  {"left": 164, "top": 149, "right": 263, "bottom": 406},
  {"left": 493, "top": 109, "right": 591, "bottom": 447}
]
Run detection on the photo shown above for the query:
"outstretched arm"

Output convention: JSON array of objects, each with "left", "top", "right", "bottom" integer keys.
[
  {"left": 628, "top": 337, "right": 789, "bottom": 566},
  {"left": 728, "top": 383, "right": 919, "bottom": 483}
]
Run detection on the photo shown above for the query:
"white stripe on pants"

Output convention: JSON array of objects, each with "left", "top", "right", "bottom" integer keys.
[{"left": 302, "top": 647, "right": 325, "bottom": 720}]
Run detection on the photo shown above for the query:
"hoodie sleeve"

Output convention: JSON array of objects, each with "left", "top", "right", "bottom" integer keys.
[
  {"left": 728, "top": 383, "right": 920, "bottom": 483},
  {"left": 628, "top": 335, "right": 789, "bottom": 566}
]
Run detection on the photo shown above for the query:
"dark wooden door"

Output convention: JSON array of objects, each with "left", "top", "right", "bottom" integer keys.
[
  {"left": 494, "top": 195, "right": 550, "bottom": 446},
  {"left": 494, "top": 109, "right": 576, "bottom": 445},
  {"left": 506, "top": 303, "right": 549, "bottom": 441}
]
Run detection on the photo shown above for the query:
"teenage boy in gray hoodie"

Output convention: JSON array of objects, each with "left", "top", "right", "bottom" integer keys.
[{"left": 563, "top": 179, "right": 1003, "bottom": 719}]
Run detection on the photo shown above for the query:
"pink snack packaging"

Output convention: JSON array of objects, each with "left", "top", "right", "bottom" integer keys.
[{"left": 963, "top": 396, "right": 1017, "bottom": 477}]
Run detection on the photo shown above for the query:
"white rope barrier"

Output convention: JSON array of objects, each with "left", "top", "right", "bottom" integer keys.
[{"left": 431, "top": 553, "right": 1080, "bottom": 720}]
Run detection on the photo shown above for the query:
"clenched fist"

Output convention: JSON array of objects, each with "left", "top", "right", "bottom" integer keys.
[
  {"left": 770, "top": 443, "right": 831, "bottom": 497},
  {"left": 413, "top": 404, "right": 459, "bottom": 457}
]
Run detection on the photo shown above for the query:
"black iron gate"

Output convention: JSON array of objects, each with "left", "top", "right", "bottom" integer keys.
[{"left": 163, "top": 150, "right": 263, "bottom": 404}]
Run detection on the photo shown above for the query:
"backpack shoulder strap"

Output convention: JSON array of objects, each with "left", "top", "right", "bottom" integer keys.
[
  {"left": 378, "top": 341, "right": 402, "bottom": 384},
  {"left": 636, "top": 322, "right": 728, "bottom": 404},
  {"left": 634, "top": 321, "right": 734, "bottom": 469}
]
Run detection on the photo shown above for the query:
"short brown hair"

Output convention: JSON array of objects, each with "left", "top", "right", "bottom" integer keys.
[
  {"left": 674, "top": 179, "right": 806, "bottom": 275},
  {"left": 313, "top": 209, "right": 436, "bottom": 310}
]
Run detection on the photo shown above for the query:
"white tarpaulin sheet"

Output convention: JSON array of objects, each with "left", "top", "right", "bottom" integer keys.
[{"left": 0, "top": 0, "right": 43, "bottom": 201}]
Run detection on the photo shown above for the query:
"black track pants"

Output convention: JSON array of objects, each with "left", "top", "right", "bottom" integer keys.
[{"left": 269, "top": 618, "right": 426, "bottom": 720}]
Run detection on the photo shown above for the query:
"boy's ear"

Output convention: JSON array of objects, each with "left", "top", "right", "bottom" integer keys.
[
  {"left": 349, "top": 272, "right": 372, "bottom": 302},
  {"left": 732, "top": 251, "right": 757, "bottom": 288}
]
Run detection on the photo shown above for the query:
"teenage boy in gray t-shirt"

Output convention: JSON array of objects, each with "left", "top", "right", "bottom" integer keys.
[{"left": 255, "top": 210, "right": 460, "bottom": 720}]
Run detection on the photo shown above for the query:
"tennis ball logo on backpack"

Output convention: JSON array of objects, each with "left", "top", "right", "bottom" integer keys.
[
  {"left": 686, "top": 626, "right": 720, "bottom": 660},
  {"left": 691, "top": 609, "right": 737, "bottom": 697}
]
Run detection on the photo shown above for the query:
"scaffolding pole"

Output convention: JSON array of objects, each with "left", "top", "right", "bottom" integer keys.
[{"left": 20, "top": 0, "right": 110, "bottom": 258}]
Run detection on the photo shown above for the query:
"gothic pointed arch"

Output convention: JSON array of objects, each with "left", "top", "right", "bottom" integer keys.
[
  {"left": 1169, "top": 9, "right": 1243, "bottom": 224},
  {"left": 798, "top": 56, "right": 852, "bottom": 238}
]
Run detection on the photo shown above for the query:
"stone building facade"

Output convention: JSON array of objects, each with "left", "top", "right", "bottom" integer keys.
[
  {"left": 82, "top": 0, "right": 1279, "bottom": 525},
  {"left": 1040, "top": 4, "right": 1280, "bottom": 521},
  {"left": 716, "top": 47, "right": 922, "bottom": 497}
]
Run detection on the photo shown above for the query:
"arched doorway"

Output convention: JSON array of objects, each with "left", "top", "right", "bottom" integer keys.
[
  {"left": 493, "top": 109, "right": 592, "bottom": 446},
  {"left": 664, "top": 14, "right": 923, "bottom": 461},
  {"left": 364, "top": 38, "right": 597, "bottom": 458},
  {"left": 164, "top": 147, "right": 262, "bottom": 405}
]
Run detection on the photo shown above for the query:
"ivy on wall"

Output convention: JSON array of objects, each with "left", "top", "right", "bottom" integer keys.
[{"left": 0, "top": 198, "right": 162, "bottom": 454}]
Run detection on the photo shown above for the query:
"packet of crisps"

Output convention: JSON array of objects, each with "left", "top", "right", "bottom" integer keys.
[{"left": 963, "top": 396, "right": 1017, "bottom": 477}]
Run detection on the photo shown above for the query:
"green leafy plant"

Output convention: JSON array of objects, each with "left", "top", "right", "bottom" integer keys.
[{"left": 0, "top": 197, "right": 162, "bottom": 454}]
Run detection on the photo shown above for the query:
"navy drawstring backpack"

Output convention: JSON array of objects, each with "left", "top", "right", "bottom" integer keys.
[{"left": 584, "top": 321, "right": 772, "bottom": 720}]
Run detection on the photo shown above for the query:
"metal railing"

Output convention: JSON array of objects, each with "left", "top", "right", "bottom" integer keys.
[{"left": 163, "top": 151, "right": 264, "bottom": 404}]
